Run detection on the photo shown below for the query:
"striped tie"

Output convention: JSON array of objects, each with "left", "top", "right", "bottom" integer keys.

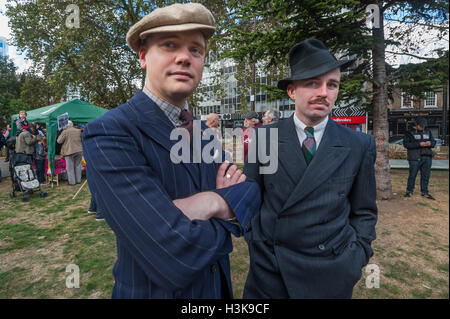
[{"left": 302, "top": 126, "right": 316, "bottom": 165}]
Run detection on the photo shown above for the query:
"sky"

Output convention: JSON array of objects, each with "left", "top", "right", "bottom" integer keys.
[
  {"left": 0, "top": 0, "right": 448, "bottom": 74},
  {"left": 0, "top": 0, "right": 31, "bottom": 72}
]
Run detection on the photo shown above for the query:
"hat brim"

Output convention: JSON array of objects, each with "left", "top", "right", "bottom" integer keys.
[
  {"left": 277, "top": 58, "right": 355, "bottom": 91},
  {"left": 128, "top": 24, "right": 215, "bottom": 53}
]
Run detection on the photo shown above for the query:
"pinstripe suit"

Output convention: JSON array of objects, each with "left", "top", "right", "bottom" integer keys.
[
  {"left": 82, "top": 90, "right": 260, "bottom": 298},
  {"left": 243, "top": 116, "right": 377, "bottom": 298}
]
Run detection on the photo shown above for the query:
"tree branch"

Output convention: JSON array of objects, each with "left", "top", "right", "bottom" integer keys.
[{"left": 385, "top": 50, "right": 434, "bottom": 60}]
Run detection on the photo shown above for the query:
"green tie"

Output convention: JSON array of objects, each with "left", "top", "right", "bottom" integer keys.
[{"left": 302, "top": 127, "right": 316, "bottom": 165}]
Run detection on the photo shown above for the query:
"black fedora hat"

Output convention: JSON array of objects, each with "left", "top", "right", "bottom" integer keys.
[{"left": 277, "top": 39, "right": 355, "bottom": 90}]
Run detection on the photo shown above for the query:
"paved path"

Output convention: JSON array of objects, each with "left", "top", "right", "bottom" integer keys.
[
  {"left": 1, "top": 154, "right": 448, "bottom": 180},
  {"left": 389, "top": 159, "right": 449, "bottom": 170}
]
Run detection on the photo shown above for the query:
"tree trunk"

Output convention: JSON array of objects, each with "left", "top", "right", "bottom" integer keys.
[{"left": 371, "top": 3, "right": 393, "bottom": 200}]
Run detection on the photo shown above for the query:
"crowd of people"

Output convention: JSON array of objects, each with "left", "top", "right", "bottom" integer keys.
[{"left": 0, "top": 110, "right": 104, "bottom": 221}]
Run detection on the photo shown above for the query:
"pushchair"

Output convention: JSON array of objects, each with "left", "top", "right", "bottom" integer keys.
[{"left": 7, "top": 137, "right": 47, "bottom": 202}]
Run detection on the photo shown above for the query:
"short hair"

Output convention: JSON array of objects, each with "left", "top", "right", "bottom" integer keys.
[
  {"left": 67, "top": 120, "right": 74, "bottom": 127},
  {"left": 207, "top": 113, "right": 219, "bottom": 121},
  {"left": 267, "top": 108, "right": 280, "bottom": 122}
]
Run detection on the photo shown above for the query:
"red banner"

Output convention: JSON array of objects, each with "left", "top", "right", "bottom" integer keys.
[{"left": 331, "top": 116, "right": 366, "bottom": 124}]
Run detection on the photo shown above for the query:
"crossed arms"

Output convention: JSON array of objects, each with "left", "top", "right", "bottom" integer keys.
[
  {"left": 82, "top": 117, "right": 260, "bottom": 290},
  {"left": 173, "top": 161, "right": 247, "bottom": 221}
]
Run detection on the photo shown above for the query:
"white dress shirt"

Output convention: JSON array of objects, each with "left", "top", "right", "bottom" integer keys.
[{"left": 293, "top": 114, "right": 329, "bottom": 149}]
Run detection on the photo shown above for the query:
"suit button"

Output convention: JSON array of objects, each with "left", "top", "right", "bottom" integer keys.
[
  {"left": 318, "top": 244, "right": 325, "bottom": 250},
  {"left": 210, "top": 264, "right": 217, "bottom": 273}
]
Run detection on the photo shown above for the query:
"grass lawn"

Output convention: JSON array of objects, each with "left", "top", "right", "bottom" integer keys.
[{"left": 0, "top": 169, "right": 448, "bottom": 298}]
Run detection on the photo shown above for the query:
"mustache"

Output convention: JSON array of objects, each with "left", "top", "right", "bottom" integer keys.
[{"left": 309, "top": 98, "right": 330, "bottom": 106}]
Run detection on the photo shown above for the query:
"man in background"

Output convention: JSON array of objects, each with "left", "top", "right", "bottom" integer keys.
[
  {"left": 15, "top": 124, "right": 37, "bottom": 156},
  {"left": 206, "top": 113, "right": 222, "bottom": 139},
  {"left": 403, "top": 117, "right": 436, "bottom": 200},
  {"left": 57, "top": 120, "right": 83, "bottom": 186},
  {"left": 262, "top": 108, "right": 281, "bottom": 125},
  {"left": 15, "top": 110, "right": 29, "bottom": 136},
  {"left": 242, "top": 111, "right": 261, "bottom": 161}
]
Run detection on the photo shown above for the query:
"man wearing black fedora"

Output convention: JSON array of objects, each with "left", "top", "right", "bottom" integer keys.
[{"left": 243, "top": 39, "right": 378, "bottom": 298}]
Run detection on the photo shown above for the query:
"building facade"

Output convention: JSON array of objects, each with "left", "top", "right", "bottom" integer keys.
[
  {"left": 383, "top": 86, "right": 449, "bottom": 144},
  {"left": 195, "top": 55, "right": 367, "bottom": 132},
  {"left": 0, "top": 36, "right": 9, "bottom": 58}
]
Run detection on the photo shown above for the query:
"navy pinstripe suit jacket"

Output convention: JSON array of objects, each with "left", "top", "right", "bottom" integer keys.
[{"left": 82, "top": 90, "right": 261, "bottom": 298}]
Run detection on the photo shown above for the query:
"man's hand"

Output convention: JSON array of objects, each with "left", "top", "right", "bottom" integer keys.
[
  {"left": 420, "top": 141, "right": 431, "bottom": 147},
  {"left": 216, "top": 161, "right": 246, "bottom": 189},
  {"left": 173, "top": 191, "right": 234, "bottom": 221}
]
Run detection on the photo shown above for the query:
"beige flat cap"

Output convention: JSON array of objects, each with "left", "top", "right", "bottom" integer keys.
[{"left": 126, "top": 3, "right": 216, "bottom": 53}]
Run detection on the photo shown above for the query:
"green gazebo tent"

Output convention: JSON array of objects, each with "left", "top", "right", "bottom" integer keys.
[{"left": 11, "top": 99, "right": 108, "bottom": 178}]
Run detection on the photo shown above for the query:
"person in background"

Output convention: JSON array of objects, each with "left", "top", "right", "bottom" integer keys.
[
  {"left": 262, "top": 108, "right": 281, "bottom": 125},
  {"left": 35, "top": 136, "right": 47, "bottom": 184},
  {"left": 15, "top": 124, "right": 37, "bottom": 156},
  {"left": 0, "top": 130, "right": 4, "bottom": 182},
  {"left": 403, "top": 117, "right": 436, "bottom": 200},
  {"left": 242, "top": 111, "right": 261, "bottom": 161},
  {"left": 35, "top": 123, "right": 45, "bottom": 137},
  {"left": 57, "top": 120, "right": 83, "bottom": 186},
  {"left": 206, "top": 113, "right": 222, "bottom": 139},
  {"left": 15, "top": 110, "right": 29, "bottom": 136},
  {"left": 87, "top": 192, "right": 105, "bottom": 221},
  {"left": 2, "top": 124, "right": 11, "bottom": 162}
]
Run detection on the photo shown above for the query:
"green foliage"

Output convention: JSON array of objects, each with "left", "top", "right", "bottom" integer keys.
[
  {"left": 222, "top": 0, "right": 448, "bottom": 110},
  {"left": 390, "top": 51, "right": 449, "bottom": 98},
  {"left": 223, "top": 0, "right": 374, "bottom": 109},
  {"left": 20, "top": 73, "right": 53, "bottom": 110},
  {"left": 0, "top": 57, "right": 28, "bottom": 126},
  {"left": 6, "top": 0, "right": 168, "bottom": 109},
  {"left": 4, "top": 0, "right": 448, "bottom": 115}
]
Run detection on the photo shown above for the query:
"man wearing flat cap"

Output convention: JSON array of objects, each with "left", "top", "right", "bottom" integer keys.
[
  {"left": 82, "top": 3, "right": 260, "bottom": 299},
  {"left": 243, "top": 39, "right": 378, "bottom": 298}
]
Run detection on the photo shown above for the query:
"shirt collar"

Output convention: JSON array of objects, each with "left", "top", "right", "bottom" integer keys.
[
  {"left": 293, "top": 113, "right": 329, "bottom": 134},
  {"left": 142, "top": 87, "right": 189, "bottom": 126}
]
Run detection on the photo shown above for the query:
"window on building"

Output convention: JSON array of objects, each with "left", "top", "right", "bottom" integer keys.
[
  {"left": 401, "top": 94, "right": 414, "bottom": 108},
  {"left": 424, "top": 91, "right": 437, "bottom": 107}
]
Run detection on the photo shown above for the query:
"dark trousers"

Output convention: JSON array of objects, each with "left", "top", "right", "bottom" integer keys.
[
  {"left": 89, "top": 197, "right": 104, "bottom": 219},
  {"left": 407, "top": 156, "right": 432, "bottom": 194},
  {"left": 35, "top": 159, "right": 46, "bottom": 183}
]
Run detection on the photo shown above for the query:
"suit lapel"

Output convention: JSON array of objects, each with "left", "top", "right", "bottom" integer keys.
[
  {"left": 278, "top": 115, "right": 307, "bottom": 185},
  {"left": 281, "top": 119, "right": 351, "bottom": 213},
  {"left": 129, "top": 91, "right": 201, "bottom": 189}
]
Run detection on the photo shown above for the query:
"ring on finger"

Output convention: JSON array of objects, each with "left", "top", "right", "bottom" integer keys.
[{"left": 226, "top": 173, "right": 231, "bottom": 179}]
